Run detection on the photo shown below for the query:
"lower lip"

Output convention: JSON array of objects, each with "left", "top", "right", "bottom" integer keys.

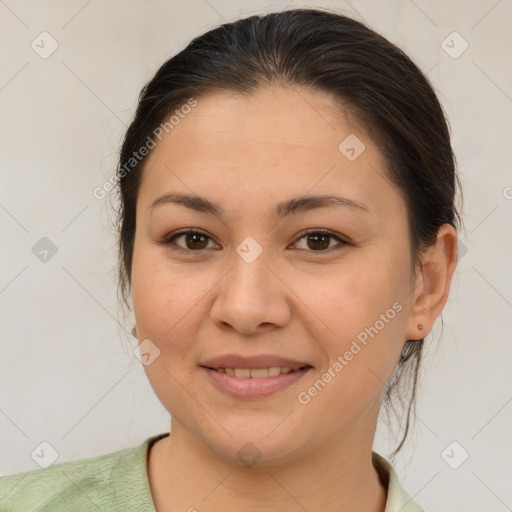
[{"left": 200, "top": 366, "right": 312, "bottom": 399}]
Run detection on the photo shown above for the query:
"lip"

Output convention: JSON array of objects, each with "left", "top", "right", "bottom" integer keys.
[
  {"left": 200, "top": 353, "right": 312, "bottom": 370},
  {"left": 200, "top": 366, "right": 313, "bottom": 399}
]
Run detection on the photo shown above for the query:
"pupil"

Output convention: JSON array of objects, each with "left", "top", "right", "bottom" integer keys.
[
  {"left": 186, "top": 233, "right": 207, "bottom": 249},
  {"left": 308, "top": 234, "right": 329, "bottom": 251}
]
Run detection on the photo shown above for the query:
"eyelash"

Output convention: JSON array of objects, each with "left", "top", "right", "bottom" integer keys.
[{"left": 160, "top": 229, "right": 349, "bottom": 255}]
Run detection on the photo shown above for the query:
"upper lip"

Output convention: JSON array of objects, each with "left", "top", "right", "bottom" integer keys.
[{"left": 200, "top": 354, "right": 313, "bottom": 369}]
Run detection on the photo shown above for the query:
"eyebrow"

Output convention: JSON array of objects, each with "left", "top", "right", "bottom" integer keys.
[{"left": 149, "top": 192, "right": 369, "bottom": 219}]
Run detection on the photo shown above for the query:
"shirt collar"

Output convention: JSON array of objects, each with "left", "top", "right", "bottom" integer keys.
[{"left": 372, "top": 452, "right": 425, "bottom": 512}]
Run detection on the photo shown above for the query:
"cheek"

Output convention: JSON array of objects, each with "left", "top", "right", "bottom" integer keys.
[
  {"left": 294, "top": 249, "right": 410, "bottom": 399},
  {"left": 131, "top": 248, "right": 171, "bottom": 336},
  {"left": 131, "top": 243, "right": 216, "bottom": 353},
  {"left": 300, "top": 249, "right": 409, "bottom": 340},
  {"left": 283, "top": 260, "right": 411, "bottom": 445},
  {"left": 130, "top": 248, "right": 211, "bottom": 411}
]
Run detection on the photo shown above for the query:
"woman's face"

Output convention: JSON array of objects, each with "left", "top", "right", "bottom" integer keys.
[{"left": 131, "top": 86, "right": 420, "bottom": 465}]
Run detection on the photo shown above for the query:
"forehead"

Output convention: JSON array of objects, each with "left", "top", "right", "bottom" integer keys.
[
  {"left": 148, "top": 86, "right": 367, "bottom": 158},
  {"left": 137, "top": 86, "right": 403, "bottom": 222}
]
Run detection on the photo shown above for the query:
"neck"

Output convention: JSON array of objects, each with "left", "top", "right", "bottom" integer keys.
[{"left": 148, "top": 415, "right": 387, "bottom": 512}]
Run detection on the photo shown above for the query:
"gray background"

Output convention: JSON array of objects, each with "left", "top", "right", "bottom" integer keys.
[{"left": 1, "top": 1, "right": 511, "bottom": 511}]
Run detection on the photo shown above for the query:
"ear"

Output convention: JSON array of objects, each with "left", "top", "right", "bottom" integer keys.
[{"left": 405, "top": 224, "right": 458, "bottom": 340}]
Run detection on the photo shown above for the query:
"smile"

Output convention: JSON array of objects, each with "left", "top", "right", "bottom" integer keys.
[
  {"left": 200, "top": 365, "right": 313, "bottom": 399},
  {"left": 207, "top": 366, "right": 310, "bottom": 378}
]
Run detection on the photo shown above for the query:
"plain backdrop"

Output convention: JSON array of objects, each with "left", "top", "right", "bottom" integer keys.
[{"left": 1, "top": 1, "right": 511, "bottom": 511}]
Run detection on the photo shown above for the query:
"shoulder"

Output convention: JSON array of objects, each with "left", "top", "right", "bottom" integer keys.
[
  {"left": 372, "top": 452, "right": 426, "bottom": 512},
  {"left": 0, "top": 434, "right": 166, "bottom": 512}
]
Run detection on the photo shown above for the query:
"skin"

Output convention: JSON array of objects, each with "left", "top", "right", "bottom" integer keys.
[{"left": 130, "top": 85, "right": 458, "bottom": 512}]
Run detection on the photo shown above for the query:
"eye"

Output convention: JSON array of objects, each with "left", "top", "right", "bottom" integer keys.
[
  {"left": 161, "top": 229, "right": 348, "bottom": 254},
  {"left": 161, "top": 230, "right": 220, "bottom": 253},
  {"left": 291, "top": 230, "right": 348, "bottom": 252}
]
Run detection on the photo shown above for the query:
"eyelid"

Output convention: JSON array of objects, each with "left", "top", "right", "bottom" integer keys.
[
  {"left": 161, "top": 228, "right": 220, "bottom": 252},
  {"left": 161, "top": 228, "right": 349, "bottom": 253},
  {"left": 291, "top": 229, "right": 349, "bottom": 251}
]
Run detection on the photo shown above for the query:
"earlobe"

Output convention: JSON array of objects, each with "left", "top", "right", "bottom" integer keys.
[{"left": 405, "top": 224, "right": 458, "bottom": 340}]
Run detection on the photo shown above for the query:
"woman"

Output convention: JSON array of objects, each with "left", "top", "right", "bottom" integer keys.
[{"left": 0, "top": 8, "right": 459, "bottom": 511}]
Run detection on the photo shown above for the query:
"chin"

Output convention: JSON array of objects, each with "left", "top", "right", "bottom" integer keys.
[{"left": 194, "top": 417, "right": 310, "bottom": 469}]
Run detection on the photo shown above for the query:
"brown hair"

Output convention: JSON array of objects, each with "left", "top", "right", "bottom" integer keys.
[{"left": 113, "top": 8, "right": 461, "bottom": 455}]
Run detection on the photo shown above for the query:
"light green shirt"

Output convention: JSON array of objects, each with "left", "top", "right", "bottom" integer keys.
[{"left": 0, "top": 433, "right": 424, "bottom": 511}]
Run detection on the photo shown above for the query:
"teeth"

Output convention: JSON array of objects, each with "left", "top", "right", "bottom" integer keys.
[
  {"left": 215, "top": 366, "right": 302, "bottom": 378},
  {"left": 267, "top": 367, "right": 281, "bottom": 377},
  {"left": 250, "top": 368, "right": 270, "bottom": 378}
]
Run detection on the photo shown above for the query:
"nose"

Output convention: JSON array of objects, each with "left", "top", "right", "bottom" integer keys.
[{"left": 209, "top": 251, "right": 292, "bottom": 335}]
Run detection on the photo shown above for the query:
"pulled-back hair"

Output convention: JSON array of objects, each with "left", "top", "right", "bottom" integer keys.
[{"left": 114, "top": 8, "right": 461, "bottom": 455}]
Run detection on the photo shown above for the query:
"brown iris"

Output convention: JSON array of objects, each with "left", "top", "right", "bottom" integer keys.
[
  {"left": 306, "top": 233, "right": 331, "bottom": 251},
  {"left": 184, "top": 233, "right": 209, "bottom": 250}
]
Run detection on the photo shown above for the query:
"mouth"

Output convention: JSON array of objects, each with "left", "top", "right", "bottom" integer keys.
[
  {"left": 200, "top": 365, "right": 313, "bottom": 378},
  {"left": 199, "top": 364, "right": 313, "bottom": 399}
]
